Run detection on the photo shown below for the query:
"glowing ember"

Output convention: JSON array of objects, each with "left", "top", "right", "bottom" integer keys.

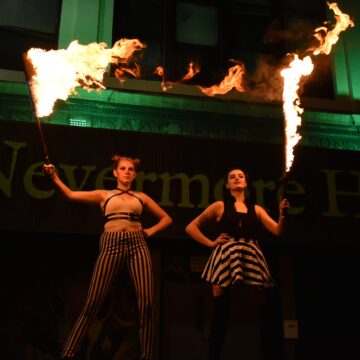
[
  {"left": 181, "top": 62, "right": 200, "bottom": 81},
  {"left": 199, "top": 63, "right": 245, "bottom": 96},
  {"left": 25, "top": 38, "right": 146, "bottom": 117},
  {"left": 281, "top": 55, "right": 314, "bottom": 172},
  {"left": 155, "top": 66, "right": 164, "bottom": 77}
]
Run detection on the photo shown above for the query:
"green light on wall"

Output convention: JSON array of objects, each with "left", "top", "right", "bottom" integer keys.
[
  {"left": 69, "top": 118, "right": 89, "bottom": 127},
  {"left": 332, "top": 1, "right": 360, "bottom": 100}
]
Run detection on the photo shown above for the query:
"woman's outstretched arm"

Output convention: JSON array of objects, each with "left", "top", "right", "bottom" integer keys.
[{"left": 43, "top": 163, "right": 106, "bottom": 205}]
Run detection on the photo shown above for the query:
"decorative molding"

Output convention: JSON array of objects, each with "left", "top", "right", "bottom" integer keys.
[{"left": 0, "top": 81, "right": 359, "bottom": 151}]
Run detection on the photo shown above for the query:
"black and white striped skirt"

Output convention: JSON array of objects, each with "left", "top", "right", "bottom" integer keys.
[{"left": 201, "top": 238, "right": 275, "bottom": 288}]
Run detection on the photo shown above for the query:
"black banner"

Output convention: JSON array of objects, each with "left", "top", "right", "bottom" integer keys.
[{"left": 1, "top": 120, "right": 359, "bottom": 244}]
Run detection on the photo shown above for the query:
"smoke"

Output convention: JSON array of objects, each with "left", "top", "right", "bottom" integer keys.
[
  {"left": 263, "top": 18, "right": 318, "bottom": 54},
  {"left": 243, "top": 55, "right": 287, "bottom": 103},
  {"left": 301, "top": 54, "right": 334, "bottom": 98},
  {"left": 239, "top": 16, "right": 331, "bottom": 102}
]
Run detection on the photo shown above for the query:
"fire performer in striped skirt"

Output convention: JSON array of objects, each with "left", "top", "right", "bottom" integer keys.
[
  {"left": 43, "top": 155, "right": 172, "bottom": 360},
  {"left": 185, "top": 168, "right": 289, "bottom": 360}
]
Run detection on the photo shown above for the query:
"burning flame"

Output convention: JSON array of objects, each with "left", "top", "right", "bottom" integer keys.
[
  {"left": 280, "top": 2, "right": 354, "bottom": 173},
  {"left": 199, "top": 62, "right": 245, "bottom": 96},
  {"left": 155, "top": 60, "right": 245, "bottom": 97},
  {"left": 25, "top": 38, "right": 146, "bottom": 118},
  {"left": 24, "top": 2, "right": 354, "bottom": 176},
  {"left": 181, "top": 62, "right": 200, "bottom": 81},
  {"left": 313, "top": 2, "right": 355, "bottom": 55},
  {"left": 281, "top": 55, "right": 313, "bottom": 173},
  {"left": 155, "top": 62, "right": 200, "bottom": 91}
]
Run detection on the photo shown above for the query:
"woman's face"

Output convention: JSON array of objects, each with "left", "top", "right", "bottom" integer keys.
[
  {"left": 226, "top": 169, "right": 247, "bottom": 190},
  {"left": 113, "top": 159, "right": 137, "bottom": 185}
]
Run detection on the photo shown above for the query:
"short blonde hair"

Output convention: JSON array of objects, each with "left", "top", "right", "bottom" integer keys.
[{"left": 111, "top": 154, "right": 141, "bottom": 170}]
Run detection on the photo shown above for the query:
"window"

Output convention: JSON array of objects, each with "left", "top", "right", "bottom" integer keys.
[
  {"left": 112, "top": 0, "right": 333, "bottom": 99},
  {"left": 112, "top": 0, "right": 163, "bottom": 81},
  {"left": 0, "top": 0, "right": 62, "bottom": 71}
]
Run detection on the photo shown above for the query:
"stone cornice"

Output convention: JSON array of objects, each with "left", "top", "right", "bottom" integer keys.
[{"left": 0, "top": 80, "right": 359, "bottom": 151}]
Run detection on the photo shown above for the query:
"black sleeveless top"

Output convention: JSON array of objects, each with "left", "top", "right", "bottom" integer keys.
[{"left": 217, "top": 202, "right": 260, "bottom": 239}]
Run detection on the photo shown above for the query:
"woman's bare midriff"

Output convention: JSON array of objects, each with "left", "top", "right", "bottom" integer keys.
[
  {"left": 104, "top": 222, "right": 142, "bottom": 233},
  {"left": 104, "top": 215, "right": 142, "bottom": 232}
]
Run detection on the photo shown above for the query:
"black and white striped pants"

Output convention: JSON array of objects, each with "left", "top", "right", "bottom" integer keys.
[{"left": 62, "top": 230, "right": 154, "bottom": 360}]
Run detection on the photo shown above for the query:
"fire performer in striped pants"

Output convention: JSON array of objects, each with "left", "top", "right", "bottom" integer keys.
[
  {"left": 43, "top": 155, "right": 172, "bottom": 360},
  {"left": 185, "top": 167, "right": 289, "bottom": 360}
]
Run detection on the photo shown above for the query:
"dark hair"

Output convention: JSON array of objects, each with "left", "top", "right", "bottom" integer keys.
[
  {"left": 222, "top": 168, "right": 251, "bottom": 219},
  {"left": 111, "top": 154, "right": 141, "bottom": 170}
]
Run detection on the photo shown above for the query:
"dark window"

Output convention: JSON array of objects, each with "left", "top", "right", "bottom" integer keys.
[
  {"left": 0, "top": 0, "right": 62, "bottom": 71},
  {"left": 112, "top": 0, "right": 164, "bottom": 81}
]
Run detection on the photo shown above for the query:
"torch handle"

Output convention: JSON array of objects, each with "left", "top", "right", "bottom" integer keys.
[
  {"left": 35, "top": 116, "right": 50, "bottom": 164},
  {"left": 280, "top": 172, "right": 289, "bottom": 218}
]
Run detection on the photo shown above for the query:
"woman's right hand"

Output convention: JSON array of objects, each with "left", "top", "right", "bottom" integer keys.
[
  {"left": 42, "top": 163, "right": 55, "bottom": 178},
  {"left": 279, "top": 197, "right": 290, "bottom": 217},
  {"left": 210, "top": 233, "right": 230, "bottom": 248}
]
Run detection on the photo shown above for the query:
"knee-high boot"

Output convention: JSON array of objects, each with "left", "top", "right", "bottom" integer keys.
[{"left": 208, "top": 292, "right": 230, "bottom": 360}]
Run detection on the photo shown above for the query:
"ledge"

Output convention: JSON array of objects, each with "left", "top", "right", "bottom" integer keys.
[{"left": 0, "top": 73, "right": 359, "bottom": 151}]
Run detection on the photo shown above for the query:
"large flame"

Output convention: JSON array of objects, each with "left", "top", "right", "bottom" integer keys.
[
  {"left": 281, "top": 2, "right": 354, "bottom": 173},
  {"left": 281, "top": 55, "right": 313, "bottom": 173},
  {"left": 25, "top": 38, "right": 146, "bottom": 118}
]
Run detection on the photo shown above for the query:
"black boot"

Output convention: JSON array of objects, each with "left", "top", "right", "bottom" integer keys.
[{"left": 208, "top": 291, "right": 230, "bottom": 360}]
